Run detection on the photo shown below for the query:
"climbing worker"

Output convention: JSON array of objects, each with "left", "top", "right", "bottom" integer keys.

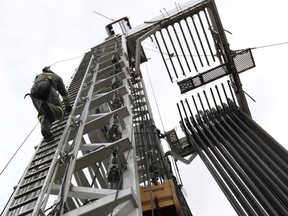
[{"left": 27, "top": 66, "right": 72, "bottom": 140}]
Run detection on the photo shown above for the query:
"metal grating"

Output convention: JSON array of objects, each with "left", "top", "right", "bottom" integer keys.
[
  {"left": 202, "top": 64, "right": 227, "bottom": 83},
  {"left": 232, "top": 48, "right": 255, "bottom": 73},
  {"left": 177, "top": 48, "right": 255, "bottom": 94},
  {"left": 177, "top": 64, "right": 228, "bottom": 93}
]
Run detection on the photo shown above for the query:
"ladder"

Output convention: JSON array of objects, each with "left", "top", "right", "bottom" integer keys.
[
  {"left": 3, "top": 35, "right": 142, "bottom": 216},
  {"left": 2, "top": 50, "right": 86, "bottom": 215},
  {"left": 3, "top": 1, "right": 221, "bottom": 214}
]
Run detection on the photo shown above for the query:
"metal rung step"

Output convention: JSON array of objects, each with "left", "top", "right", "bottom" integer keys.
[
  {"left": 69, "top": 95, "right": 79, "bottom": 101},
  {"left": 131, "top": 88, "right": 144, "bottom": 93},
  {"left": 69, "top": 82, "right": 82, "bottom": 88},
  {"left": 28, "top": 158, "right": 53, "bottom": 171},
  {"left": 53, "top": 116, "right": 69, "bottom": 124},
  {"left": 20, "top": 175, "right": 46, "bottom": 189},
  {"left": 50, "top": 123, "right": 68, "bottom": 135},
  {"left": 9, "top": 196, "right": 38, "bottom": 211},
  {"left": 132, "top": 95, "right": 145, "bottom": 100},
  {"left": 70, "top": 82, "right": 84, "bottom": 88},
  {"left": 72, "top": 71, "right": 86, "bottom": 77},
  {"left": 68, "top": 89, "right": 80, "bottom": 95},
  {"left": 16, "top": 208, "right": 33, "bottom": 216},
  {"left": 133, "top": 114, "right": 148, "bottom": 120},
  {"left": 70, "top": 78, "right": 83, "bottom": 83},
  {"left": 69, "top": 94, "right": 78, "bottom": 101},
  {"left": 69, "top": 84, "right": 81, "bottom": 90},
  {"left": 51, "top": 124, "right": 66, "bottom": 134},
  {"left": 70, "top": 93, "right": 77, "bottom": 98},
  {"left": 50, "top": 132, "right": 66, "bottom": 141},
  {"left": 69, "top": 98, "right": 79, "bottom": 104},
  {"left": 130, "top": 87, "right": 144, "bottom": 92},
  {"left": 32, "top": 153, "right": 55, "bottom": 165},
  {"left": 133, "top": 120, "right": 145, "bottom": 124},
  {"left": 14, "top": 184, "right": 42, "bottom": 199},
  {"left": 102, "top": 48, "right": 119, "bottom": 55},
  {"left": 41, "top": 136, "right": 57, "bottom": 145},
  {"left": 69, "top": 97, "right": 76, "bottom": 103},
  {"left": 99, "top": 49, "right": 121, "bottom": 61},
  {"left": 51, "top": 120, "right": 67, "bottom": 130},
  {"left": 69, "top": 83, "right": 82, "bottom": 90},
  {"left": 133, "top": 110, "right": 148, "bottom": 115},
  {"left": 35, "top": 143, "right": 58, "bottom": 156},
  {"left": 132, "top": 102, "right": 147, "bottom": 108},
  {"left": 38, "top": 137, "right": 60, "bottom": 149},
  {"left": 98, "top": 62, "right": 124, "bottom": 74},
  {"left": 24, "top": 166, "right": 49, "bottom": 179},
  {"left": 95, "top": 43, "right": 117, "bottom": 52},
  {"left": 102, "top": 40, "right": 118, "bottom": 47}
]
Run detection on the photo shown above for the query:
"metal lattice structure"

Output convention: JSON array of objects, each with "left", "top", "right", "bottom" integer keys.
[
  {"left": 2, "top": 0, "right": 288, "bottom": 216},
  {"left": 3, "top": 36, "right": 143, "bottom": 215},
  {"left": 2, "top": 26, "right": 191, "bottom": 216}
]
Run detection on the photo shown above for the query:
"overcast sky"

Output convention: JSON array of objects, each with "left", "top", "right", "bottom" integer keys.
[{"left": 1, "top": 0, "right": 288, "bottom": 215}]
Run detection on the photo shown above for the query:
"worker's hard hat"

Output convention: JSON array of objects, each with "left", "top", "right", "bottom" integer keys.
[{"left": 42, "top": 66, "right": 50, "bottom": 72}]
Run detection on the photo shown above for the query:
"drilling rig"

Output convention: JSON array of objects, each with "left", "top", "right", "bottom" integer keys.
[{"left": 2, "top": 0, "right": 288, "bottom": 215}]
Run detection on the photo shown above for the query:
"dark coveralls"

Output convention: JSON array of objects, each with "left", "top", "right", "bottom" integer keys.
[{"left": 31, "top": 68, "right": 71, "bottom": 140}]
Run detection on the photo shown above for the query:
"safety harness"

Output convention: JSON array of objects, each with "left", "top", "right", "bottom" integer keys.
[{"left": 24, "top": 73, "right": 52, "bottom": 99}]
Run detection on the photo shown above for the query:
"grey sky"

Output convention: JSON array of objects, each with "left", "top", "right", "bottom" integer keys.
[{"left": 0, "top": 0, "right": 287, "bottom": 215}]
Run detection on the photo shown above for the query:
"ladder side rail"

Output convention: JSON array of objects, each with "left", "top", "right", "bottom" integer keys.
[
  {"left": 2, "top": 52, "right": 91, "bottom": 215},
  {"left": 39, "top": 53, "right": 97, "bottom": 215},
  {"left": 1, "top": 139, "right": 43, "bottom": 215},
  {"left": 119, "top": 36, "right": 142, "bottom": 212},
  {"left": 55, "top": 37, "right": 141, "bottom": 215},
  {"left": 62, "top": 59, "right": 99, "bottom": 208},
  {"left": 32, "top": 55, "right": 96, "bottom": 215}
]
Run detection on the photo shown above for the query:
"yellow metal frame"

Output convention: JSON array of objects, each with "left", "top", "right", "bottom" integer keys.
[{"left": 140, "top": 179, "right": 181, "bottom": 215}]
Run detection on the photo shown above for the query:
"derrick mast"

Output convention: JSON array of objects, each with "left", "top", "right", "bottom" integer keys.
[
  {"left": 2, "top": 0, "right": 288, "bottom": 216},
  {"left": 2, "top": 14, "right": 191, "bottom": 216}
]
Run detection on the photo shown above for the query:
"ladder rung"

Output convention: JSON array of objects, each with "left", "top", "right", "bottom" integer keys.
[
  {"left": 42, "top": 137, "right": 56, "bottom": 145},
  {"left": 20, "top": 175, "right": 46, "bottom": 189},
  {"left": 39, "top": 137, "right": 60, "bottom": 149},
  {"left": 132, "top": 102, "right": 147, "bottom": 108},
  {"left": 28, "top": 158, "right": 53, "bottom": 171},
  {"left": 35, "top": 144, "right": 58, "bottom": 156},
  {"left": 130, "top": 87, "right": 143, "bottom": 92},
  {"left": 9, "top": 196, "right": 38, "bottom": 211},
  {"left": 16, "top": 208, "right": 33, "bottom": 216},
  {"left": 14, "top": 185, "right": 42, "bottom": 199},
  {"left": 33, "top": 151, "right": 55, "bottom": 163},
  {"left": 52, "top": 125, "right": 67, "bottom": 135},
  {"left": 24, "top": 166, "right": 49, "bottom": 179},
  {"left": 51, "top": 122, "right": 66, "bottom": 131}
]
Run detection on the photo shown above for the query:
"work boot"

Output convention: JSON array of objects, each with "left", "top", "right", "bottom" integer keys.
[
  {"left": 41, "top": 102, "right": 64, "bottom": 122},
  {"left": 41, "top": 117, "right": 53, "bottom": 141}
]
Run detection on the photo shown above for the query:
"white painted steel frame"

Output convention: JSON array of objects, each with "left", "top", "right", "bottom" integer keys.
[{"left": 50, "top": 36, "right": 142, "bottom": 215}]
